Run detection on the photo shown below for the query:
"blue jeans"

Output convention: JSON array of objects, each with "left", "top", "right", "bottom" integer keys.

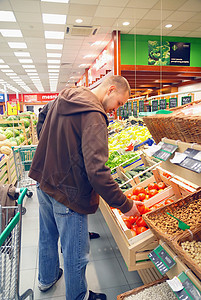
[{"left": 36, "top": 184, "right": 90, "bottom": 300}]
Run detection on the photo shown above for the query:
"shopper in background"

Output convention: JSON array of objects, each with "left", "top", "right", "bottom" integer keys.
[{"left": 29, "top": 75, "right": 143, "bottom": 300}]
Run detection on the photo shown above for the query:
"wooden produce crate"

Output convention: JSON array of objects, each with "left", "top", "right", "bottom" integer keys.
[
  {"left": 159, "top": 240, "right": 201, "bottom": 292},
  {"left": 100, "top": 167, "right": 195, "bottom": 271},
  {"left": 0, "top": 155, "right": 9, "bottom": 184},
  {"left": 0, "top": 119, "right": 28, "bottom": 145},
  {"left": 143, "top": 190, "right": 201, "bottom": 251},
  {"left": 117, "top": 277, "right": 168, "bottom": 299},
  {"left": 0, "top": 152, "right": 17, "bottom": 185},
  {"left": 172, "top": 224, "right": 201, "bottom": 281}
]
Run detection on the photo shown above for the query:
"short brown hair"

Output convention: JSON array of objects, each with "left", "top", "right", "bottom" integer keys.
[{"left": 102, "top": 75, "right": 131, "bottom": 97}]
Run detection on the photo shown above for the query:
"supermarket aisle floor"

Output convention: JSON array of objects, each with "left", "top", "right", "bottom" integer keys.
[{"left": 19, "top": 189, "right": 143, "bottom": 300}]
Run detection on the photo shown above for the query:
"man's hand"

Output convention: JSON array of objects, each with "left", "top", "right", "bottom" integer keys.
[{"left": 123, "top": 201, "right": 144, "bottom": 217}]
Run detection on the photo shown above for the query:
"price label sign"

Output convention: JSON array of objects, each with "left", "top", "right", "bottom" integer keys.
[
  {"left": 160, "top": 99, "right": 167, "bottom": 110},
  {"left": 124, "top": 103, "right": 128, "bottom": 118},
  {"left": 169, "top": 97, "right": 177, "bottom": 108},
  {"left": 182, "top": 96, "right": 191, "bottom": 106},
  {"left": 179, "top": 157, "right": 201, "bottom": 173},
  {"left": 146, "top": 105, "right": 152, "bottom": 112},
  {"left": 148, "top": 245, "right": 176, "bottom": 275},
  {"left": 139, "top": 100, "right": 144, "bottom": 112},
  {"left": 128, "top": 102, "right": 132, "bottom": 116},
  {"left": 7, "top": 101, "right": 18, "bottom": 116},
  {"left": 133, "top": 101, "right": 137, "bottom": 117},
  {"left": 116, "top": 107, "right": 120, "bottom": 117},
  {"left": 175, "top": 272, "right": 201, "bottom": 300},
  {"left": 120, "top": 106, "right": 124, "bottom": 118},
  {"left": 152, "top": 100, "right": 158, "bottom": 112}
]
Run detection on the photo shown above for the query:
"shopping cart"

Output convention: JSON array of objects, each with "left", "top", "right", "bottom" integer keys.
[
  {"left": 0, "top": 188, "right": 34, "bottom": 299},
  {"left": 12, "top": 145, "right": 37, "bottom": 198}
]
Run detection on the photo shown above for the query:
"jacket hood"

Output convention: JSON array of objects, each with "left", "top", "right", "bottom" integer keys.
[{"left": 56, "top": 87, "right": 109, "bottom": 125}]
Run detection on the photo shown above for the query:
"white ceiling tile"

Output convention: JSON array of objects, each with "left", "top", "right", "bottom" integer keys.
[
  {"left": 66, "top": 16, "right": 92, "bottom": 26},
  {"left": 41, "top": 2, "right": 69, "bottom": 14},
  {"left": 168, "top": 30, "right": 191, "bottom": 36},
  {"left": 179, "top": 0, "right": 201, "bottom": 12},
  {"left": 9, "top": 0, "right": 41, "bottom": 13},
  {"left": 70, "top": 0, "right": 99, "bottom": 4},
  {"left": 15, "top": 12, "right": 42, "bottom": 23},
  {"left": 167, "top": 11, "right": 196, "bottom": 22},
  {"left": 99, "top": 0, "right": 129, "bottom": 7},
  {"left": 186, "top": 12, "right": 201, "bottom": 23},
  {"left": 128, "top": 28, "right": 152, "bottom": 35},
  {"left": 0, "top": 0, "right": 12, "bottom": 10},
  {"left": 91, "top": 17, "right": 116, "bottom": 27},
  {"left": 119, "top": 8, "right": 149, "bottom": 19},
  {"left": 94, "top": 6, "right": 123, "bottom": 18},
  {"left": 0, "top": 23, "right": 20, "bottom": 29},
  {"left": 127, "top": 0, "right": 158, "bottom": 9},
  {"left": 176, "top": 22, "right": 201, "bottom": 31},
  {"left": 153, "top": 0, "right": 187, "bottom": 10},
  {"left": 136, "top": 19, "right": 161, "bottom": 29},
  {"left": 143, "top": 10, "right": 174, "bottom": 20},
  {"left": 187, "top": 31, "right": 201, "bottom": 37},
  {"left": 68, "top": 4, "right": 98, "bottom": 17}
]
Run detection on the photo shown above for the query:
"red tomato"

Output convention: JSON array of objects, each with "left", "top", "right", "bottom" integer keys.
[
  {"left": 138, "top": 193, "right": 146, "bottom": 201},
  {"left": 127, "top": 193, "right": 132, "bottom": 199},
  {"left": 130, "top": 229, "right": 137, "bottom": 237},
  {"left": 149, "top": 189, "right": 158, "bottom": 197},
  {"left": 143, "top": 207, "right": 150, "bottom": 214},
  {"left": 158, "top": 189, "right": 164, "bottom": 193},
  {"left": 145, "top": 188, "right": 150, "bottom": 195},
  {"left": 136, "top": 217, "right": 147, "bottom": 227},
  {"left": 131, "top": 195, "right": 139, "bottom": 201},
  {"left": 137, "top": 204, "right": 145, "bottom": 215},
  {"left": 136, "top": 226, "right": 148, "bottom": 235},
  {"left": 164, "top": 199, "right": 174, "bottom": 205},
  {"left": 122, "top": 218, "right": 132, "bottom": 229},
  {"left": 145, "top": 194, "right": 150, "bottom": 200},
  {"left": 128, "top": 216, "right": 138, "bottom": 225},
  {"left": 133, "top": 186, "right": 146, "bottom": 195},
  {"left": 148, "top": 183, "right": 158, "bottom": 190},
  {"left": 131, "top": 224, "right": 138, "bottom": 232},
  {"left": 157, "top": 182, "right": 166, "bottom": 190}
]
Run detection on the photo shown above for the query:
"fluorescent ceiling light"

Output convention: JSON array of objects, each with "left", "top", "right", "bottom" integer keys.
[
  {"left": 84, "top": 54, "right": 95, "bottom": 59},
  {"left": 1, "top": 69, "right": 13, "bottom": 72},
  {"left": 42, "top": 13, "right": 66, "bottom": 25},
  {"left": 14, "top": 52, "right": 30, "bottom": 57},
  {"left": 47, "top": 53, "right": 62, "bottom": 58},
  {"left": 0, "top": 29, "right": 22, "bottom": 37},
  {"left": 41, "top": 0, "right": 69, "bottom": 3},
  {"left": 48, "top": 73, "right": 59, "bottom": 76},
  {"left": 0, "top": 59, "right": 4, "bottom": 63},
  {"left": 165, "top": 24, "right": 172, "bottom": 28},
  {"left": 6, "top": 73, "right": 17, "bottom": 76},
  {"left": 22, "top": 65, "right": 35, "bottom": 68},
  {"left": 0, "top": 11, "right": 16, "bottom": 22},
  {"left": 91, "top": 41, "right": 101, "bottom": 46},
  {"left": 123, "top": 22, "right": 130, "bottom": 26},
  {"left": 0, "top": 65, "right": 9, "bottom": 68},
  {"left": 79, "top": 64, "right": 86, "bottom": 68},
  {"left": 46, "top": 44, "right": 63, "bottom": 50},
  {"left": 48, "top": 65, "right": 60, "bottom": 68},
  {"left": 19, "top": 59, "right": 33, "bottom": 63},
  {"left": 47, "top": 60, "right": 61, "bottom": 64},
  {"left": 8, "top": 42, "right": 27, "bottom": 49},
  {"left": 48, "top": 69, "right": 59, "bottom": 72},
  {"left": 45, "top": 31, "right": 64, "bottom": 39},
  {"left": 76, "top": 19, "right": 83, "bottom": 24}
]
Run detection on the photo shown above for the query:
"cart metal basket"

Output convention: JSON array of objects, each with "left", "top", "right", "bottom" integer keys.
[
  {"left": 12, "top": 146, "right": 37, "bottom": 197},
  {"left": 0, "top": 188, "right": 34, "bottom": 299}
]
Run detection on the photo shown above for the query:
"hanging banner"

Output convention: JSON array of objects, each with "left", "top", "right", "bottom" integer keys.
[
  {"left": 22, "top": 93, "right": 59, "bottom": 103},
  {"left": 0, "top": 94, "right": 5, "bottom": 103},
  {"left": 148, "top": 41, "right": 190, "bottom": 66}
]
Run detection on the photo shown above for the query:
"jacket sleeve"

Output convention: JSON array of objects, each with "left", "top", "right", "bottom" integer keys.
[
  {"left": 81, "top": 115, "right": 133, "bottom": 213},
  {"left": 36, "top": 104, "right": 49, "bottom": 139}
]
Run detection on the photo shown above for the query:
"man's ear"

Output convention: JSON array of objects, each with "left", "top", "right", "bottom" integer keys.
[{"left": 107, "top": 85, "right": 116, "bottom": 95}]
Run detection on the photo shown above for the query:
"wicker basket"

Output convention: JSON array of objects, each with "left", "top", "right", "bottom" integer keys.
[
  {"left": 143, "top": 100, "right": 201, "bottom": 144},
  {"left": 143, "top": 189, "right": 201, "bottom": 249},
  {"left": 117, "top": 277, "right": 167, "bottom": 300},
  {"left": 172, "top": 224, "right": 201, "bottom": 281}
]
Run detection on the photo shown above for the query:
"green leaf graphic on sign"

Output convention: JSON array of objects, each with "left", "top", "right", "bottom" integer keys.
[{"left": 172, "top": 44, "right": 177, "bottom": 51}]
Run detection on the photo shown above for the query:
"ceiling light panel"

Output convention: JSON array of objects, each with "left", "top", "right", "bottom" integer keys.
[
  {"left": 8, "top": 42, "right": 27, "bottom": 49},
  {"left": 45, "top": 31, "right": 64, "bottom": 39},
  {"left": 48, "top": 65, "right": 60, "bottom": 68},
  {"left": 0, "top": 11, "right": 16, "bottom": 22},
  {"left": 14, "top": 52, "right": 30, "bottom": 57},
  {"left": 0, "top": 29, "right": 22, "bottom": 37},
  {"left": 0, "top": 65, "right": 9, "bottom": 68},
  {"left": 41, "top": 0, "right": 69, "bottom": 3},
  {"left": 22, "top": 65, "right": 35, "bottom": 69},
  {"left": 19, "top": 59, "right": 33, "bottom": 63},
  {"left": 46, "top": 44, "right": 63, "bottom": 50},
  {"left": 42, "top": 13, "right": 67, "bottom": 25},
  {"left": 47, "top": 60, "right": 61, "bottom": 64},
  {"left": 47, "top": 53, "right": 62, "bottom": 58}
]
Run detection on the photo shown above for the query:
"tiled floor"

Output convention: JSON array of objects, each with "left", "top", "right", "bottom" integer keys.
[{"left": 19, "top": 189, "right": 143, "bottom": 300}]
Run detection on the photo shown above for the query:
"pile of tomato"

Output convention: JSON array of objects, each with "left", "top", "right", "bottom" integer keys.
[{"left": 120, "top": 181, "right": 175, "bottom": 237}]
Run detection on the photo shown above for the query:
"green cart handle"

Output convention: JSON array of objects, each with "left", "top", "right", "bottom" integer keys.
[{"left": 18, "top": 188, "right": 28, "bottom": 205}]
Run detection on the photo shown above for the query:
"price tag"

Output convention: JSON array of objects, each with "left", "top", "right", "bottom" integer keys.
[
  {"left": 128, "top": 102, "right": 132, "bottom": 116},
  {"left": 182, "top": 96, "right": 191, "bottom": 105},
  {"left": 124, "top": 103, "right": 128, "bottom": 118},
  {"left": 139, "top": 100, "right": 144, "bottom": 112},
  {"left": 116, "top": 107, "right": 120, "bottom": 117},
  {"left": 169, "top": 97, "right": 177, "bottom": 108},
  {"left": 120, "top": 106, "right": 124, "bottom": 118},
  {"left": 152, "top": 100, "right": 158, "bottom": 112},
  {"left": 133, "top": 101, "right": 137, "bottom": 117},
  {"left": 160, "top": 99, "right": 167, "bottom": 110},
  {"left": 175, "top": 272, "right": 201, "bottom": 300},
  {"left": 179, "top": 157, "right": 201, "bottom": 173},
  {"left": 146, "top": 105, "right": 152, "bottom": 112},
  {"left": 161, "top": 143, "right": 178, "bottom": 153},
  {"left": 153, "top": 149, "right": 172, "bottom": 161},
  {"left": 148, "top": 245, "right": 175, "bottom": 275},
  {"left": 184, "top": 148, "right": 200, "bottom": 158}
]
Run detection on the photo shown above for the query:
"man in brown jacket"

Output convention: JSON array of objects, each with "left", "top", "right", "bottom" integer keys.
[{"left": 29, "top": 75, "right": 142, "bottom": 300}]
